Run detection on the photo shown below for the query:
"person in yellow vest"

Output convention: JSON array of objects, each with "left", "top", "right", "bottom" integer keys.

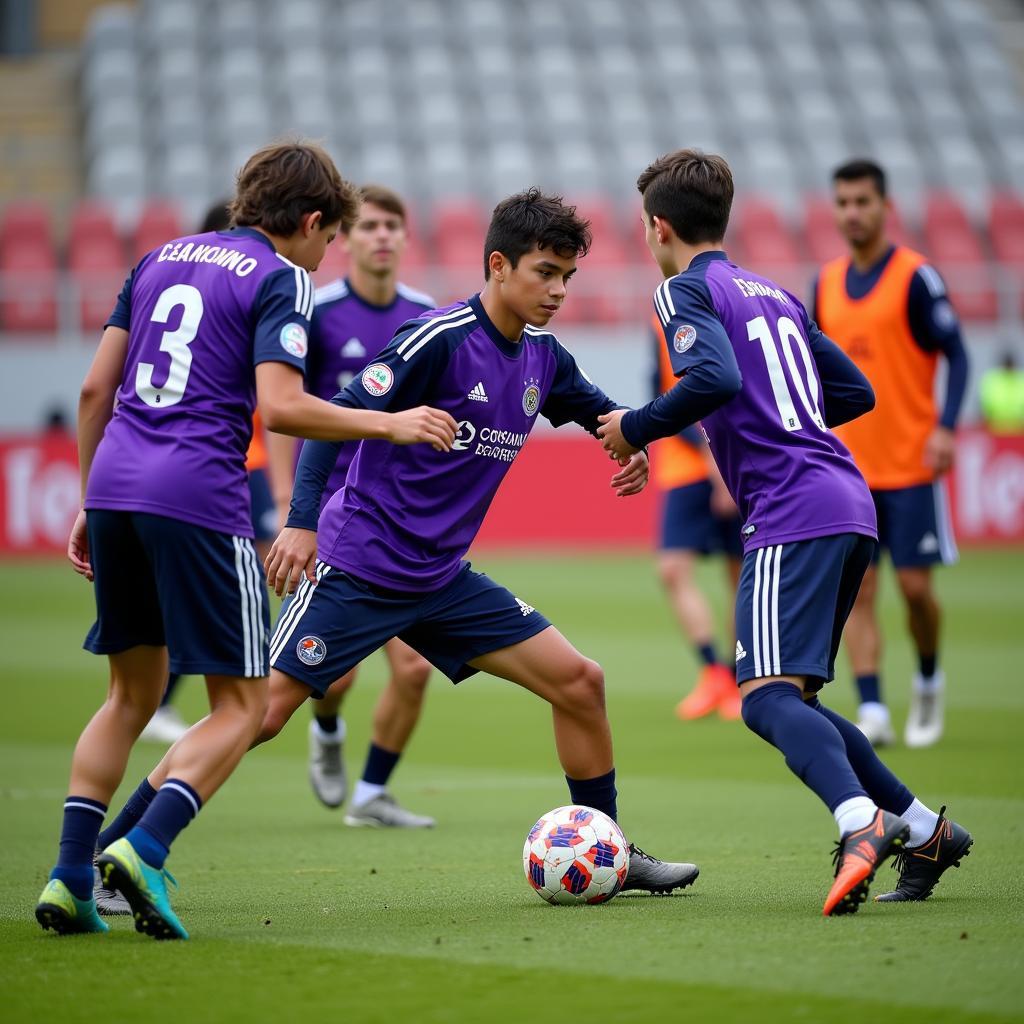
[
  {"left": 650, "top": 315, "right": 743, "bottom": 721},
  {"left": 980, "top": 352, "right": 1024, "bottom": 434},
  {"left": 813, "top": 159, "right": 969, "bottom": 748}
]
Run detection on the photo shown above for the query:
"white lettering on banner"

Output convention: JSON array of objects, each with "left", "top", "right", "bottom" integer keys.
[
  {"left": 955, "top": 433, "right": 1024, "bottom": 536},
  {"left": 3, "top": 445, "right": 79, "bottom": 549}
]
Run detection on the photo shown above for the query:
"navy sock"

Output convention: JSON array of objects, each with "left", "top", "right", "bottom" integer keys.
[
  {"left": 855, "top": 673, "right": 881, "bottom": 704},
  {"left": 918, "top": 653, "right": 937, "bottom": 679},
  {"left": 697, "top": 643, "right": 718, "bottom": 667},
  {"left": 315, "top": 714, "right": 339, "bottom": 735},
  {"left": 51, "top": 795, "right": 107, "bottom": 900},
  {"left": 362, "top": 742, "right": 401, "bottom": 786},
  {"left": 128, "top": 779, "right": 202, "bottom": 870},
  {"left": 808, "top": 698, "right": 914, "bottom": 814},
  {"left": 161, "top": 673, "right": 181, "bottom": 708},
  {"left": 97, "top": 777, "right": 157, "bottom": 850},
  {"left": 741, "top": 683, "right": 866, "bottom": 812},
  {"left": 565, "top": 768, "right": 618, "bottom": 822}
]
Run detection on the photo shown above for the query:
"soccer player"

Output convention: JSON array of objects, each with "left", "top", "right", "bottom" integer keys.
[
  {"left": 249, "top": 188, "right": 694, "bottom": 894},
  {"left": 301, "top": 185, "right": 437, "bottom": 827},
  {"left": 813, "top": 159, "right": 969, "bottom": 747},
  {"left": 35, "top": 142, "right": 457, "bottom": 940},
  {"left": 597, "top": 150, "right": 972, "bottom": 914},
  {"left": 650, "top": 314, "right": 743, "bottom": 721}
]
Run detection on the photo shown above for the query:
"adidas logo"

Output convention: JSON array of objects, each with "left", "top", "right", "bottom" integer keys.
[
  {"left": 918, "top": 532, "right": 939, "bottom": 554},
  {"left": 468, "top": 381, "right": 489, "bottom": 402},
  {"left": 735, "top": 640, "right": 747, "bottom": 663},
  {"left": 516, "top": 598, "right": 535, "bottom": 616},
  {"left": 342, "top": 337, "right": 366, "bottom": 358}
]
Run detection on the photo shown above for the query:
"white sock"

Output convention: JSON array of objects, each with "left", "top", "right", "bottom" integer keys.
[
  {"left": 834, "top": 796, "right": 878, "bottom": 836},
  {"left": 352, "top": 781, "right": 385, "bottom": 807},
  {"left": 899, "top": 798, "right": 940, "bottom": 846},
  {"left": 312, "top": 717, "right": 347, "bottom": 743},
  {"left": 858, "top": 701, "right": 890, "bottom": 722},
  {"left": 913, "top": 670, "right": 945, "bottom": 694}
]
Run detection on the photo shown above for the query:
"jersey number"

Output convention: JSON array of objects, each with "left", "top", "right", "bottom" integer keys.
[
  {"left": 135, "top": 284, "right": 204, "bottom": 408},
  {"left": 746, "top": 315, "right": 825, "bottom": 433}
]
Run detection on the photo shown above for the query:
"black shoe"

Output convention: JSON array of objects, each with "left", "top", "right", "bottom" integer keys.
[
  {"left": 824, "top": 809, "right": 909, "bottom": 916},
  {"left": 874, "top": 807, "right": 973, "bottom": 902},
  {"left": 621, "top": 844, "right": 699, "bottom": 894}
]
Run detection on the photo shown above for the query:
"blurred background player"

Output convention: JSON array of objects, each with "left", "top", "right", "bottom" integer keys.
[
  {"left": 598, "top": 148, "right": 972, "bottom": 915},
  {"left": 649, "top": 313, "right": 743, "bottom": 721},
  {"left": 139, "top": 199, "right": 292, "bottom": 745},
  {"left": 813, "top": 159, "right": 970, "bottom": 748},
  {"left": 980, "top": 351, "right": 1024, "bottom": 434},
  {"left": 300, "top": 185, "right": 437, "bottom": 827}
]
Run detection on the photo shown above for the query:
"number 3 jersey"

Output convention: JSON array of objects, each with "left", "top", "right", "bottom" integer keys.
[
  {"left": 653, "top": 250, "right": 876, "bottom": 551},
  {"left": 85, "top": 227, "right": 312, "bottom": 537}
]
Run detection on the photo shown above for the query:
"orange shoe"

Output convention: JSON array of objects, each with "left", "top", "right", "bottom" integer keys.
[
  {"left": 717, "top": 674, "right": 742, "bottom": 720},
  {"left": 823, "top": 810, "right": 909, "bottom": 917},
  {"left": 676, "top": 664, "right": 733, "bottom": 720}
]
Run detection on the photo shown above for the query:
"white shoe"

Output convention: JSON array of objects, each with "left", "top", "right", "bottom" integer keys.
[
  {"left": 344, "top": 791, "right": 435, "bottom": 828},
  {"left": 139, "top": 706, "right": 190, "bottom": 744},
  {"left": 855, "top": 702, "right": 896, "bottom": 747},
  {"left": 905, "top": 672, "right": 945, "bottom": 748},
  {"left": 308, "top": 721, "right": 347, "bottom": 808}
]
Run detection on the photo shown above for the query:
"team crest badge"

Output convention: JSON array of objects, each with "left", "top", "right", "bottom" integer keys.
[
  {"left": 673, "top": 324, "right": 697, "bottom": 353},
  {"left": 296, "top": 635, "right": 327, "bottom": 666},
  {"left": 279, "top": 322, "right": 308, "bottom": 358},
  {"left": 362, "top": 363, "right": 394, "bottom": 397},
  {"left": 522, "top": 380, "right": 540, "bottom": 416}
]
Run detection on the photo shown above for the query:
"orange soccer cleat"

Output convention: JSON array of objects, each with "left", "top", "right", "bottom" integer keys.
[
  {"left": 823, "top": 809, "right": 910, "bottom": 917},
  {"left": 676, "top": 664, "right": 737, "bottom": 721}
]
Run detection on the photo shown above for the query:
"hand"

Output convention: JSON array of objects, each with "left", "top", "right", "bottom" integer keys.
[
  {"left": 610, "top": 451, "right": 649, "bottom": 496},
  {"left": 924, "top": 426, "right": 955, "bottom": 476},
  {"left": 265, "top": 527, "right": 317, "bottom": 597},
  {"left": 596, "top": 409, "right": 640, "bottom": 461},
  {"left": 67, "top": 508, "right": 92, "bottom": 580},
  {"left": 386, "top": 406, "right": 458, "bottom": 451}
]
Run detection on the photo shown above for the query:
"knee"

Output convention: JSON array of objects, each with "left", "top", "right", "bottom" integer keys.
[
  {"left": 395, "top": 657, "right": 431, "bottom": 699},
  {"left": 252, "top": 693, "right": 286, "bottom": 746},
  {"left": 106, "top": 682, "right": 163, "bottom": 723},
  {"left": 657, "top": 556, "right": 690, "bottom": 592},
  {"left": 557, "top": 657, "right": 606, "bottom": 715},
  {"left": 898, "top": 573, "right": 933, "bottom": 607}
]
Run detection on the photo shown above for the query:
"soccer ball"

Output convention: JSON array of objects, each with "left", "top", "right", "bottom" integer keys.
[{"left": 522, "top": 804, "right": 630, "bottom": 905}]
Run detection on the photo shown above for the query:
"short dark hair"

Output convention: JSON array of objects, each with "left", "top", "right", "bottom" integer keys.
[
  {"left": 483, "top": 188, "right": 591, "bottom": 280},
  {"left": 199, "top": 199, "right": 231, "bottom": 233},
  {"left": 636, "top": 149, "right": 733, "bottom": 244},
  {"left": 832, "top": 158, "right": 887, "bottom": 198},
  {"left": 356, "top": 184, "right": 407, "bottom": 224},
  {"left": 229, "top": 141, "right": 360, "bottom": 236}
]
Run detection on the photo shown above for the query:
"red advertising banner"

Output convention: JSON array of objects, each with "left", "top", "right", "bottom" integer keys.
[{"left": 1, "top": 428, "right": 1022, "bottom": 557}]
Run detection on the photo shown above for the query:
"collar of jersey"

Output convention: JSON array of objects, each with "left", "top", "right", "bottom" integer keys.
[
  {"left": 342, "top": 277, "right": 403, "bottom": 313},
  {"left": 224, "top": 226, "right": 277, "bottom": 251},
  {"left": 846, "top": 243, "right": 896, "bottom": 286},
  {"left": 685, "top": 249, "right": 729, "bottom": 272},
  {"left": 468, "top": 293, "right": 524, "bottom": 359}
]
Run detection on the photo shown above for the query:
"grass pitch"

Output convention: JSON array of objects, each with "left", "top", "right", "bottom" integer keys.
[{"left": 1, "top": 549, "right": 1022, "bottom": 1023}]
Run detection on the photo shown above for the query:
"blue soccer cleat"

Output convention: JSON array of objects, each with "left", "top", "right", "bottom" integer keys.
[
  {"left": 96, "top": 838, "right": 188, "bottom": 941},
  {"left": 35, "top": 878, "right": 109, "bottom": 935}
]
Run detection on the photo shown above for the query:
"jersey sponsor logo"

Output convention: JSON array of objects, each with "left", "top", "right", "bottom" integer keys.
[
  {"left": 362, "top": 363, "right": 394, "bottom": 396},
  {"left": 468, "top": 381, "right": 489, "bottom": 402},
  {"left": 450, "top": 419, "right": 528, "bottom": 462},
  {"left": 516, "top": 598, "right": 535, "bottom": 616},
  {"left": 279, "top": 322, "right": 308, "bottom": 358},
  {"left": 735, "top": 640, "right": 747, "bottom": 663},
  {"left": 452, "top": 420, "right": 477, "bottom": 451},
  {"left": 296, "top": 635, "right": 327, "bottom": 666},
  {"left": 673, "top": 324, "right": 697, "bottom": 353},
  {"left": 342, "top": 337, "right": 366, "bottom": 358},
  {"left": 522, "top": 382, "right": 540, "bottom": 416}
]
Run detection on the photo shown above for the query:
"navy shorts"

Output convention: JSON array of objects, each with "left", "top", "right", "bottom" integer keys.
[
  {"left": 248, "top": 468, "right": 276, "bottom": 542},
  {"left": 735, "top": 533, "right": 876, "bottom": 688},
  {"left": 659, "top": 481, "right": 744, "bottom": 559},
  {"left": 871, "top": 482, "right": 958, "bottom": 568},
  {"left": 269, "top": 561, "right": 551, "bottom": 695},
  {"left": 84, "top": 510, "right": 269, "bottom": 678}
]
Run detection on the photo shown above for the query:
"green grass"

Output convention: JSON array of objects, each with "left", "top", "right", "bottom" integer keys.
[{"left": 1, "top": 550, "right": 1022, "bottom": 1023}]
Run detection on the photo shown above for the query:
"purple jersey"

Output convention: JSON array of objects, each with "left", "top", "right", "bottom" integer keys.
[
  {"left": 291, "top": 294, "right": 618, "bottom": 591},
  {"left": 308, "top": 278, "right": 434, "bottom": 502},
  {"left": 85, "top": 228, "right": 313, "bottom": 537},
  {"left": 653, "top": 251, "right": 876, "bottom": 551}
]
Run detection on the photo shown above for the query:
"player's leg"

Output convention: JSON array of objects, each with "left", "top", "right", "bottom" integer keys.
[
  {"left": 734, "top": 536, "right": 909, "bottom": 915},
  {"left": 889, "top": 482, "right": 956, "bottom": 747},
  {"left": 843, "top": 561, "right": 893, "bottom": 745},
  {"left": 140, "top": 672, "right": 190, "bottom": 744},
  {"left": 307, "top": 666, "right": 357, "bottom": 808},
  {"left": 345, "top": 638, "right": 434, "bottom": 827}
]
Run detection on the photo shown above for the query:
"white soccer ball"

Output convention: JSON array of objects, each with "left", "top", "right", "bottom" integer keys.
[{"left": 522, "top": 804, "right": 630, "bottom": 905}]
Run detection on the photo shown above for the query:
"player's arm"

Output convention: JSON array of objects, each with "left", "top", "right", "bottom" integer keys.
[
  {"left": 650, "top": 321, "right": 703, "bottom": 447},
  {"left": 599, "top": 277, "right": 741, "bottom": 459},
  {"left": 908, "top": 266, "right": 970, "bottom": 474}
]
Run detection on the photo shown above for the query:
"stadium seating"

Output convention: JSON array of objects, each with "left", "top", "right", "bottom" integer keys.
[
  {"left": 68, "top": 201, "right": 126, "bottom": 332},
  {"left": 132, "top": 202, "right": 185, "bottom": 263},
  {"left": 0, "top": 202, "right": 58, "bottom": 332},
  {"left": 923, "top": 192, "right": 997, "bottom": 320}
]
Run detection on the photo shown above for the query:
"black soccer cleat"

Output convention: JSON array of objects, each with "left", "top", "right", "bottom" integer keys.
[
  {"left": 621, "top": 843, "right": 699, "bottom": 895},
  {"left": 824, "top": 809, "right": 910, "bottom": 916},
  {"left": 874, "top": 806, "right": 973, "bottom": 903}
]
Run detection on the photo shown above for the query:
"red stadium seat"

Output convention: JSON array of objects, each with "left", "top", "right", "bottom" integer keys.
[
  {"left": 801, "top": 195, "right": 846, "bottom": 265},
  {"left": 735, "top": 197, "right": 803, "bottom": 271},
  {"left": 988, "top": 191, "right": 1024, "bottom": 265},
  {"left": 431, "top": 197, "right": 487, "bottom": 301},
  {"left": 132, "top": 201, "right": 184, "bottom": 262},
  {"left": 68, "top": 200, "right": 128, "bottom": 333},
  {"left": 566, "top": 196, "right": 630, "bottom": 323},
  {"left": 0, "top": 202, "right": 58, "bottom": 332},
  {"left": 923, "top": 191, "right": 996, "bottom": 321}
]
